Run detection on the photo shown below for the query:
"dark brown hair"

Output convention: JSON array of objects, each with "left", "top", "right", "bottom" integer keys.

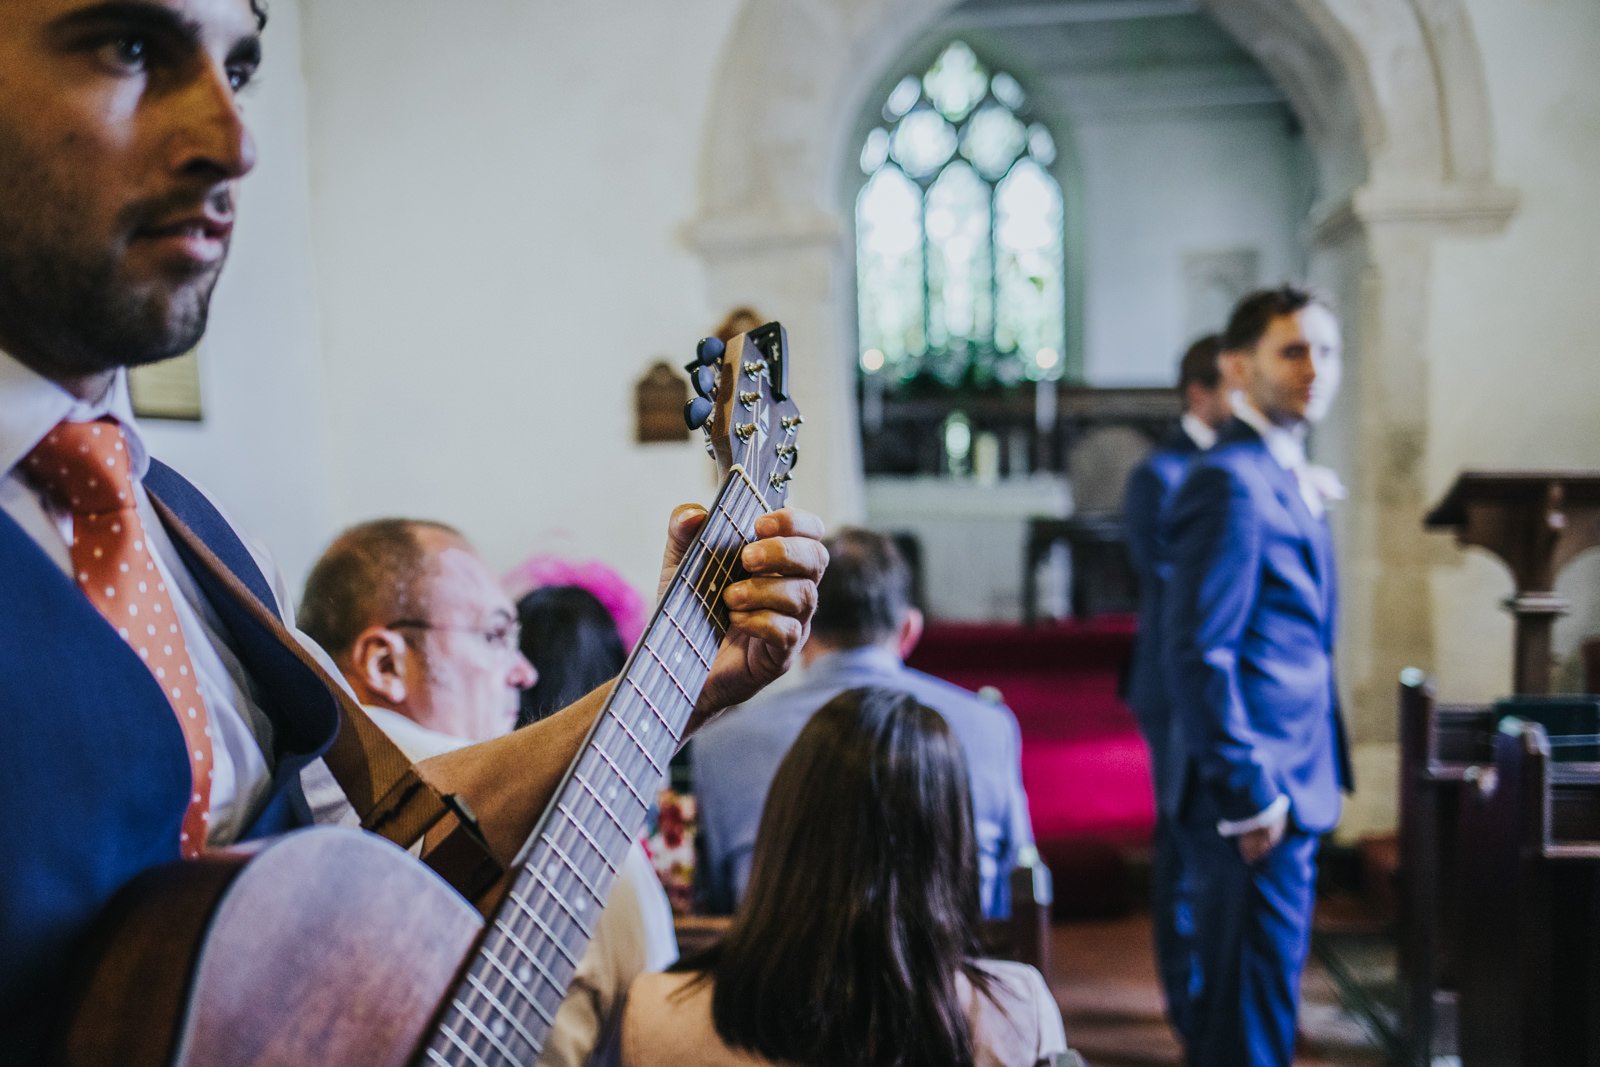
[
  {"left": 1177, "top": 332, "right": 1223, "bottom": 393},
  {"left": 810, "top": 527, "right": 912, "bottom": 647},
  {"left": 683, "top": 687, "right": 991, "bottom": 1067},
  {"left": 515, "top": 585, "right": 625, "bottom": 727},
  {"left": 1220, "top": 284, "right": 1327, "bottom": 353}
]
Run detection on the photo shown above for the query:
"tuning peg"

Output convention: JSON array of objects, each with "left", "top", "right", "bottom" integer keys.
[
  {"left": 693, "top": 365, "right": 718, "bottom": 399},
  {"left": 777, "top": 444, "right": 799, "bottom": 470},
  {"left": 684, "top": 396, "right": 714, "bottom": 430},
  {"left": 696, "top": 336, "right": 725, "bottom": 366}
]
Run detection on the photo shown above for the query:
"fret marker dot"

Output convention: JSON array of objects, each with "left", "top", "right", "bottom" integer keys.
[{"left": 517, "top": 965, "right": 533, "bottom": 984}]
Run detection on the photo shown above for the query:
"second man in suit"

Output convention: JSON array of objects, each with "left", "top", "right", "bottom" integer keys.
[{"left": 1123, "top": 332, "right": 1237, "bottom": 1042}]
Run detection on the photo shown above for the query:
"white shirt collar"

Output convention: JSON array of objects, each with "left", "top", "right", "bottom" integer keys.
[
  {"left": 0, "top": 349, "right": 148, "bottom": 482},
  {"left": 1231, "top": 396, "right": 1307, "bottom": 473},
  {"left": 1180, "top": 412, "right": 1218, "bottom": 451},
  {"left": 360, "top": 705, "right": 471, "bottom": 761}
]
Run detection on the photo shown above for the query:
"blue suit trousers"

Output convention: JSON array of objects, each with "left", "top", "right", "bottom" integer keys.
[{"left": 1180, "top": 816, "right": 1319, "bottom": 1067}]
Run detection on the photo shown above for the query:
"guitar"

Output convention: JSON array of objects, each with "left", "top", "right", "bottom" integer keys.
[{"left": 61, "top": 323, "right": 803, "bottom": 1066}]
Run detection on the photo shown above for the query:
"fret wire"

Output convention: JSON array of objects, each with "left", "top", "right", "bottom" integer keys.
[
  {"left": 591, "top": 740, "right": 648, "bottom": 811},
  {"left": 533, "top": 865, "right": 596, "bottom": 940},
  {"left": 435, "top": 1020, "right": 492, "bottom": 1067},
  {"left": 500, "top": 887, "right": 581, "bottom": 983},
  {"left": 613, "top": 708, "right": 665, "bottom": 777},
  {"left": 463, "top": 972, "right": 539, "bottom": 1052},
  {"left": 663, "top": 586, "right": 722, "bottom": 654},
  {"left": 627, "top": 671, "right": 684, "bottom": 748},
  {"left": 579, "top": 749, "right": 644, "bottom": 827},
  {"left": 626, "top": 666, "right": 684, "bottom": 748},
  {"left": 505, "top": 875, "right": 582, "bottom": 965},
  {"left": 574, "top": 769, "right": 630, "bottom": 840},
  {"left": 425, "top": 1049, "right": 452, "bottom": 1066},
  {"left": 447, "top": 1000, "right": 501, "bottom": 1067},
  {"left": 488, "top": 920, "right": 565, "bottom": 1013},
  {"left": 450, "top": 992, "right": 524, "bottom": 1064},
  {"left": 545, "top": 820, "right": 609, "bottom": 896},
  {"left": 657, "top": 603, "right": 713, "bottom": 669},
  {"left": 509, "top": 887, "right": 583, "bottom": 967},
  {"left": 595, "top": 721, "right": 648, "bottom": 809},
  {"left": 473, "top": 953, "right": 550, "bottom": 1036},
  {"left": 558, "top": 801, "right": 621, "bottom": 876},
  {"left": 642, "top": 646, "right": 693, "bottom": 730},
  {"left": 644, "top": 624, "right": 710, "bottom": 693}
]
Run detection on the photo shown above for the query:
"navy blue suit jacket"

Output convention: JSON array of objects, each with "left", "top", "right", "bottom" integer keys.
[
  {"left": 0, "top": 462, "right": 341, "bottom": 1059},
  {"left": 1123, "top": 424, "right": 1202, "bottom": 813},
  {"left": 689, "top": 646, "right": 1034, "bottom": 919},
  {"left": 1161, "top": 419, "right": 1351, "bottom": 833}
]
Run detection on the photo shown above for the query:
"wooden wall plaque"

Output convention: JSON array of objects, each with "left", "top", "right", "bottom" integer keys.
[{"left": 635, "top": 360, "right": 690, "bottom": 444}]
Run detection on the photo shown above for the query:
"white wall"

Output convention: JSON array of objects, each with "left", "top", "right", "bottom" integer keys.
[
  {"left": 141, "top": 0, "right": 336, "bottom": 596},
  {"left": 1424, "top": 0, "right": 1600, "bottom": 701},
  {"left": 299, "top": 0, "right": 745, "bottom": 602},
  {"left": 1070, "top": 106, "right": 1311, "bottom": 385}
]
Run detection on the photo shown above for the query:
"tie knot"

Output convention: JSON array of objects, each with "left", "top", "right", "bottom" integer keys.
[{"left": 22, "top": 419, "right": 137, "bottom": 515}]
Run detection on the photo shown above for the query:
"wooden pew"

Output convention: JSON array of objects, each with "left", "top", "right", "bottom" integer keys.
[
  {"left": 1397, "top": 671, "right": 1497, "bottom": 1063},
  {"left": 1396, "top": 672, "right": 1600, "bottom": 1064},
  {"left": 671, "top": 860, "right": 1055, "bottom": 983},
  {"left": 1454, "top": 719, "right": 1600, "bottom": 1066}
]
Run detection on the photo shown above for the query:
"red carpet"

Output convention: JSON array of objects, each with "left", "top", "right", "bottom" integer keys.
[{"left": 907, "top": 618, "right": 1155, "bottom": 914}]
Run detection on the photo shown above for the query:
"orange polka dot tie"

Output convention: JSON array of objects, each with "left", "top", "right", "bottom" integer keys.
[{"left": 24, "top": 418, "right": 214, "bottom": 857}]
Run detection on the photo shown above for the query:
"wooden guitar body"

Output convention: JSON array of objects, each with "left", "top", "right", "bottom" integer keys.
[{"left": 62, "top": 827, "right": 481, "bottom": 1067}]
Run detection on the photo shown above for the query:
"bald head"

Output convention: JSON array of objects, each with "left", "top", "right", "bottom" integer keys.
[
  {"left": 300, "top": 518, "right": 536, "bottom": 742},
  {"left": 299, "top": 518, "right": 465, "bottom": 659}
]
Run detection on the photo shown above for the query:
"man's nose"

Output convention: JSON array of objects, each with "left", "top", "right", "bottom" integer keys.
[
  {"left": 165, "top": 62, "right": 257, "bottom": 181},
  {"left": 508, "top": 653, "right": 539, "bottom": 691}
]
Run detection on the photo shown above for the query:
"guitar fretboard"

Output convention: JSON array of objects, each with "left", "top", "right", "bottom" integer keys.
[{"left": 422, "top": 469, "right": 771, "bottom": 1065}]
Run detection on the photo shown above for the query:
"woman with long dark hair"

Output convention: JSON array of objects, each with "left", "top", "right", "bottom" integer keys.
[
  {"left": 621, "top": 687, "right": 1070, "bottom": 1066},
  {"left": 515, "top": 584, "right": 627, "bottom": 727}
]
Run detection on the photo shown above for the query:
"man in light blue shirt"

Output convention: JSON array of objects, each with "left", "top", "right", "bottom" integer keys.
[{"left": 691, "top": 527, "right": 1035, "bottom": 919}]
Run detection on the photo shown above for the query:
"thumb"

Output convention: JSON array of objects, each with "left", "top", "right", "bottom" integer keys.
[{"left": 659, "top": 504, "right": 708, "bottom": 596}]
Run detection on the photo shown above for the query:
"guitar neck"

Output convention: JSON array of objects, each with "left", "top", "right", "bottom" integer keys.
[{"left": 421, "top": 468, "right": 770, "bottom": 1064}]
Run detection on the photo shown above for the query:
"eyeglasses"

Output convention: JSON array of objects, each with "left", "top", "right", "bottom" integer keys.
[{"left": 387, "top": 618, "right": 523, "bottom": 653}]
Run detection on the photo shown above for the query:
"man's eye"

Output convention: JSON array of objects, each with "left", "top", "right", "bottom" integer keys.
[
  {"left": 100, "top": 36, "right": 149, "bottom": 71},
  {"left": 227, "top": 64, "right": 257, "bottom": 92}
]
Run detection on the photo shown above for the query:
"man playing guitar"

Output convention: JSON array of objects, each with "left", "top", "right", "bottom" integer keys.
[{"left": 0, "top": 1, "right": 826, "bottom": 1061}]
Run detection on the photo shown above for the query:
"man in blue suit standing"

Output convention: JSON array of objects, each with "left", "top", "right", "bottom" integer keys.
[
  {"left": 1122, "top": 332, "right": 1236, "bottom": 1042},
  {"left": 1164, "top": 286, "right": 1353, "bottom": 1066}
]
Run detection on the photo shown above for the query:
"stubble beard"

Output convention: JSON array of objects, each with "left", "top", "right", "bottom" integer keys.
[{"left": 0, "top": 126, "right": 221, "bottom": 381}]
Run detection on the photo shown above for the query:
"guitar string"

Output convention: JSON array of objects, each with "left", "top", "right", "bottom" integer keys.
[{"left": 435, "top": 473, "right": 769, "bottom": 1062}]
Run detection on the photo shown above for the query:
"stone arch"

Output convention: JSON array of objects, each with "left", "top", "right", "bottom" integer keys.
[{"left": 688, "top": 0, "right": 1517, "bottom": 807}]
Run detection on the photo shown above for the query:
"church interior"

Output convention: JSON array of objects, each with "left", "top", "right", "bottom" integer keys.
[{"left": 113, "top": 0, "right": 1600, "bottom": 1062}]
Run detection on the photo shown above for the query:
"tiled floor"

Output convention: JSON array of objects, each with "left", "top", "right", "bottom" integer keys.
[{"left": 1048, "top": 914, "right": 1389, "bottom": 1066}]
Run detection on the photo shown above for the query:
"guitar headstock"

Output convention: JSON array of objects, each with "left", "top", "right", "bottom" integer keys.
[{"left": 683, "top": 321, "right": 802, "bottom": 510}]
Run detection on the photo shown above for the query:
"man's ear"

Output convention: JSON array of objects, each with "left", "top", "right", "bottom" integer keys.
[
  {"left": 896, "top": 607, "right": 924, "bottom": 661},
  {"left": 349, "top": 626, "right": 411, "bottom": 707}
]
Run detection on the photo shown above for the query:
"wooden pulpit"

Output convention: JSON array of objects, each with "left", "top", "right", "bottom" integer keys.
[{"left": 1424, "top": 471, "right": 1600, "bottom": 694}]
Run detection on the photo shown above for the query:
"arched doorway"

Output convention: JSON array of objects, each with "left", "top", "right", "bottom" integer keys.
[{"left": 687, "top": 0, "right": 1518, "bottom": 829}]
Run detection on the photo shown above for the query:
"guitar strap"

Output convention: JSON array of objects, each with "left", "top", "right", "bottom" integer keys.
[{"left": 148, "top": 494, "right": 505, "bottom": 901}]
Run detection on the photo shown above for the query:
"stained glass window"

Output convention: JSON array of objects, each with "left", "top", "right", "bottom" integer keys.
[{"left": 856, "top": 42, "right": 1065, "bottom": 388}]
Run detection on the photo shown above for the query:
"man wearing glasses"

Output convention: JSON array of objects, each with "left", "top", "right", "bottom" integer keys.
[
  {"left": 299, "top": 519, "right": 538, "bottom": 750},
  {"left": 297, "top": 519, "right": 679, "bottom": 1067}
]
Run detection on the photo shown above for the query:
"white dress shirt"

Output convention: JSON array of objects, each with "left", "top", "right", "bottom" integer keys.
[{"left": 1180, "top": 411, "right": 1218, "bottom": 452}]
